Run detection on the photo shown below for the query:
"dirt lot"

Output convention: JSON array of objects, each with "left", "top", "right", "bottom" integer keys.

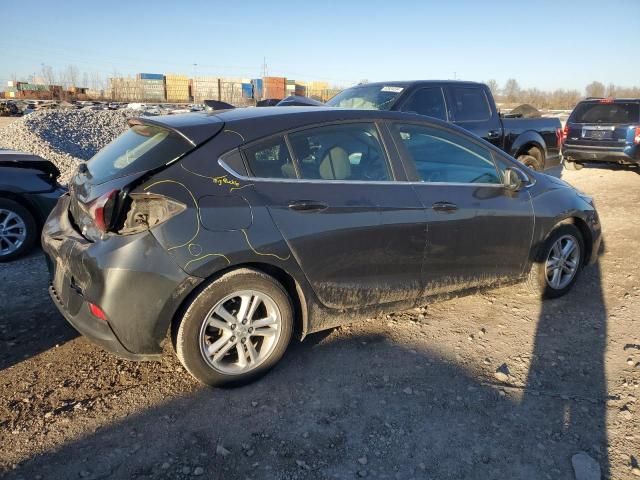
[{"left": 1, "top": 165, "right": 639, "bottom": 480}]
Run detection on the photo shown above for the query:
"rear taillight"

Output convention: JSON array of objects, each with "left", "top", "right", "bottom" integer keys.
[
  {"left": 88, "top": 190, "right": 117, "bottom": 232},
  {"left": 559, "top": 125, "right": 568, "bottom": 146},
  {"left": 118, "top": 193, "right": 186, "bottom": 235},
  {"left": 634, "top": 127, "right": 640, "bottom": 145},
  {"left": 88, "top": 302, "right": 108, "bottom": 321}
]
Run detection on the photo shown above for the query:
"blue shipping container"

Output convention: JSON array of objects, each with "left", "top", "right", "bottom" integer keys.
[
  {"left": 251, "top": 79, "right": 263, "bottom": 98},
  {"left": 241, "top": 83, "right": 254, "bottom": 99},
  {"left": 138, "top": 73, "right": 164, "bottom": 80}
]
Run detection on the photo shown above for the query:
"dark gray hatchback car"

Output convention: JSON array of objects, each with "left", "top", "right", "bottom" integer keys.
[{"left": 42, "top": 107, "right": 601, "bottom": 386}]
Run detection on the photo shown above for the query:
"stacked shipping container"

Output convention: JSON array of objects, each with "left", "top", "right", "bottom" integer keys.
[
  {"left": 192, "top": 76, "right": 220, "bottom": 103},
  {"left": 102, "top": 74, "right": 342, "bottom": 104},
  {"left": 263, "top": 76, "right": 286, "bottom": 100},
  {"left": 109, "top": 77, "right": 142, "bottom": 101},
  {"left": 137, "top": 73, "right": 165, "bottom": 102},
  {"left": 165, "top": 74, "right": 190, "bottom": 103}
]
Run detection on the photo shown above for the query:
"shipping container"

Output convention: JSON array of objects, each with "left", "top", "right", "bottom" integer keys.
[
  {"left": 241, "top": 83, "right": 253, "bottom": 99},
  {"left": 165, "top": 74, "right": 190, "bottom": 103},
  {"left": 263, "top": 76, "right": 286, "bottom": 100},
  {"left": 137, "top": 73, "right": 164, "bottom": 81}
]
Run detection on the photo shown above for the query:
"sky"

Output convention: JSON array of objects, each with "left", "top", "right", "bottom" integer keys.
[{"left": 2, "top": 0, "right": 639, "bottom": 92}]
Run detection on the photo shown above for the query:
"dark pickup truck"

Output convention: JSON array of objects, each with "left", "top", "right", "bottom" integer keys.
[{"left": 323, "top": 81, "right": 563, "bottom": 171}]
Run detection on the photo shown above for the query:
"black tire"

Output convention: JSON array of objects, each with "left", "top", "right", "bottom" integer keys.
[
  {"left": 174, "top": 268, "right": 293, "bottom": 387},
  {"left": 564, "top": 159, "right": 584, "bottom": 170},
  {"left": 0, "top": 198, "right": 38, "bottom": 262},
  {"left": 526, "top": 224, "right": 585, "bottom": 299},
  {"left": 518, "top": 154, "right": 542, "bottom": 171}
]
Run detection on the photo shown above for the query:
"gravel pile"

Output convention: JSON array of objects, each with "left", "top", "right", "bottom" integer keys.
[{"left": 0, "top": 110, "right": 141, "bottom": 183}]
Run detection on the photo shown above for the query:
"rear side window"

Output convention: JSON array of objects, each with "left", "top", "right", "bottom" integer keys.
[
  {"left": 393, "top": 123, "right": 501, "bottom": 184},
  {"left": 88, "top": 125, "right": 192, "bottom": 182},
  {"left": 448, "top": 86, "right": 491, "bottom": 121},
  {"left": 401, "top": 88, "right": 447, "bottom": 120},
  {"left": 244, "top": 136, "right": 296, "bottom": 179},
  {"left": 288, "top": 123, "right": 391, "bottom": 181},
  {"left": 570, "top": 102, "right": 640, "bottom": 124}
]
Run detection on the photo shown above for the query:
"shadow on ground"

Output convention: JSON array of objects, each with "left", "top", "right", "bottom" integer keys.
[
  {"left": 3, "top": 257, "right": 610, "bottom": 480},
  {"left": 0, "top": 249, "right": 78, "bottom": 371}
]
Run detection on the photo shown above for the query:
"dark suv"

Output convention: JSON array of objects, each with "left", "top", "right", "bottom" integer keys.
[
  {"left": 563, "top": 98, "right": 640, "bottom": 169},
  {"left": 42, "top": 107, "right": 601, "bottom": 387}
]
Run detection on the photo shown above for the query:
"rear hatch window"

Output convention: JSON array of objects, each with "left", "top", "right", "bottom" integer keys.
[
  {"left": 87, "top": 124, "right": 193, "bottom": 184},
  {"left": 326, "top": 85, "right": 406, "bottom": 110},
  {"left": 569, "top": 101, "right": 639, "bottom": 124}
]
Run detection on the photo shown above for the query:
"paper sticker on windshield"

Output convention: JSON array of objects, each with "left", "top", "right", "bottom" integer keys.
[{"left": 381, "top": 86, "right": 404, "bottom": 93}]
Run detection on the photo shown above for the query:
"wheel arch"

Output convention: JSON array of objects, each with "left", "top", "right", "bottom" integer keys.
[
  {"left": 0, "top": 191, "right": 42, "bottom": 227},
  {"left": 510, "top": 132, "right": 547, "bottom": 164},
  {"left": 560, "top": 216, "right": 594, "bottom": 265},
  {"left": 169, "top": 262, "right": 309, "bottom": 349}
]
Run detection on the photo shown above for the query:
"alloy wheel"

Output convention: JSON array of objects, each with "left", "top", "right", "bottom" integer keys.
[
  {"left": 0, "top": 208, "right": 27, "bottom": 257},
  {"left": 545, "top": 234, "right": 581, "bottom": 290},
  {"left": 199, "top": 290, "right": 282, "bottom": 375}
]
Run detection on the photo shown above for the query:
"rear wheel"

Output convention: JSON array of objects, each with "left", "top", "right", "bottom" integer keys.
[
  {"left": 175, "top": 268, "right": 293, "bottom": 387},
  {"left": 564, "top": 159, "right": 584, "bottom": 170},
  {"left": 0, "top": 198, "right": 37, "bottom": 262},
  {"left": 526, "top": 224, "right": 584, "bottom": 299},
  {"left": 518, "top": 154, "right": 542, "bottom": 171}
]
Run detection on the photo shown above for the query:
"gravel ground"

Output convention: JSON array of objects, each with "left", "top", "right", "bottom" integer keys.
[
  {"left": 0, "top": 165, "right": 639, "bottom": 480},
  {"left": 0, "top": 111, "right": 138, "bottom": 183}
]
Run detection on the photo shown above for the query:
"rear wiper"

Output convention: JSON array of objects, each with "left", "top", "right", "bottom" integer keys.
[{"left": 77, "top": 162, "right": 92, "bottom": 179}]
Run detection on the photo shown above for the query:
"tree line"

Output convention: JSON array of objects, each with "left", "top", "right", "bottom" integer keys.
[{"left": 485, "top": 79, "right": 640, "bottom": 110}]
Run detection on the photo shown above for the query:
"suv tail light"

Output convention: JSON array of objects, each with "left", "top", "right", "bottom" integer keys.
[
  {"left": 118, "top": 193, "right": 186, "bottom": 235},
  {"left": 634, "top": 127, "right": 640, "bottom": 145}
]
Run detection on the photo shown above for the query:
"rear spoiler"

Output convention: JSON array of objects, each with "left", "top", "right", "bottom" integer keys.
[{"left": 128, "top": 115, "right": 225, "bottom": 147}]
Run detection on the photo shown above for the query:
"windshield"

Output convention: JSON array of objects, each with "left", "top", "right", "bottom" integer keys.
[
  {"left": 87, "top": 124, "right": 192, "bottom": 182},
  {"left": 326, "top": 85, "right": 405, "bottom": 110},
  {"left": 570, "top": 101, "right": 640, "bottom": 124}
]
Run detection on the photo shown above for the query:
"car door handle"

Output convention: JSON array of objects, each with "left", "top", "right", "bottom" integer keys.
[
  {"left": 432, "top": 201, "right": 458, "bottom": 213},
  {"left": 288, "top": 200, "right": 329, "bottom": 212},
  {"left": 487, "top": 130, "right": 501, "bottom": 139}
]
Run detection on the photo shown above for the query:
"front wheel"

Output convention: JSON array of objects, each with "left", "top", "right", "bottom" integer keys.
[
  {"left": 174, "top": 268, "right": 293, "bottom": 387},
  {"left": 526, "top": 224, "right": 585, "bottom": 299},
  {"left": 518, "top": 154, "right": 542, "bottom": 171}
]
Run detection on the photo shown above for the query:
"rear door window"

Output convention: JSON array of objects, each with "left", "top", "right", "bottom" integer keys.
[
  {"left": 392, "top": 123, "right": 501, "bottom": 184},
  {"left": 401, "top": 87, "right": 447, "bottom": 120},
  {"left": 88, "top": 124, "right": 192, "bottom": 182},
  {"left": 243, "top": 136, "right": 297, "bottom": 179},
  {"left": 447, "top": 86, "right": 491, "bottom": 121},
  {"left": 570, "top": 102, "right": 640, "bottom": 124},
  {"left": 288, "top": 123, "right": 391, "bottom": 181}
]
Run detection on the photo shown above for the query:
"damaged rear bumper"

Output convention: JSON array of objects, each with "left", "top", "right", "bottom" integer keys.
[{"left": 42, "top": 194, "right": 202, "bottom": 361}]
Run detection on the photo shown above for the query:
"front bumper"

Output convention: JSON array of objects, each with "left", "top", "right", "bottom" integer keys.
[
  {"left": 563, "top": 144, "right": 639, "bottom": 164},
  {"left": 42, "top": 194, "right": 202, "bottom": 361}
]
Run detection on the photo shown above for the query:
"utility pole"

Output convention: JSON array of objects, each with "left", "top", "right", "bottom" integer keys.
[{"left": 192, "top": 63, "right": 198, "bottom": 103}]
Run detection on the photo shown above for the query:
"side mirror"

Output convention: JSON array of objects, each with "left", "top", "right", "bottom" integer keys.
[{"left": 503, "top": 166, "right": 529, "bottom": 191}]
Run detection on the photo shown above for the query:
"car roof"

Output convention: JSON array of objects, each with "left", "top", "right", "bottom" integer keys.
[
  {"left": 138, "top": 106, "right": 478, "bottom": 145},
  {"left": 578, "top": 98, "right": 640, "bottom": 103},
  {"left": 347, "top": 80, "right": 485, "bottom": 88},
  {"left": 139, "top": 106, "right": 454, "bottom": 145}
]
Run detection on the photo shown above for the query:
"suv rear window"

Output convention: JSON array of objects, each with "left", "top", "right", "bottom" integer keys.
[
  {"left": 87, "top": 124, "right": 192, "bottom": 182},
  {"left": 570, "top": 101, "right": 640, "bottom": 124}
]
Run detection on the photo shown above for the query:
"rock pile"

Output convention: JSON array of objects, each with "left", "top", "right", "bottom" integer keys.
[{"left": 0, "top": 110, "right": 141, "bottom": 182}]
